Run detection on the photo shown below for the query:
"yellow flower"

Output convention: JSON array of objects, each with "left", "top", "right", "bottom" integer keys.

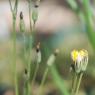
[
  {"left": 71, "top": 50, "right": 79, "bottom": 62},
  {"left": 71, "top": 49, "right": 88, "bottom": 73}
]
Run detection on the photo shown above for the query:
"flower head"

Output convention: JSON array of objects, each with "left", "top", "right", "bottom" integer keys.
[{"left": 71, "top": 49, "right": 88, "bottom": 73}]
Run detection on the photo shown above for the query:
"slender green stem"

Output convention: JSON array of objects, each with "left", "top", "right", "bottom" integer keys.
[
  {"left": 28, "top": 0, "right": 32, "bottom": 32},
  {"left": 23, "top": 33, "right": 27, "bottom": 63},
  {"left": 71, "top": 73, "right": 78, "bottom": 95},
  {"left": 27, "top": 35, "right": 32, "bottom": 95},
  {"left": 9, "top": 0, "right": 19, "bottom": 95},
  {"left": 31, "top": 62, "right": 40, "bottom": 87},
  {"left": 13, "top": 15, "right": 19, "bottom": 95},
  {"left": 75, "top": 73, "right": 83, "bottom": 95},
  {"left": 24, "top": 80, "right": 27, "bottom": 95},
  {"left": 38, "top": 67, "right": 49, "bottom": 95},
  {"left": 9, "top": 0, "right": 13, "bottom": 12},
  {"left": 14, "top": 0, "right": 19, "bottom": 14},
  {"left": 27, "top": 1, "right": 32, "bottom": 95}
]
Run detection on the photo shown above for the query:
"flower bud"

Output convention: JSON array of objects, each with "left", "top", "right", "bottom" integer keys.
[
  {"left": 32, "top": 8, "right": 38, "bottom": 24},
  {"left": 54, "top": 49, "right": 60, "bottom": 56},
  {"left": 47, "top": 49, "right": 59, "bottom": 66},
  {"left": 20, "top": 11, "right": 23, "bottom": 20},
  {"left": 19, "top": 12, "right": 25, "bottom": 33},
  {"left": 34, "top": 0, "right": 40, "bottom": 8},
  {"left": 23, "top": 69, "right": 29, "bottom": 81},
  {"left": 36, "top": 42, "right": 41, "bottom": 63},
  {"left": 36, "top": 42, "right": 40, "bottom": 52}
]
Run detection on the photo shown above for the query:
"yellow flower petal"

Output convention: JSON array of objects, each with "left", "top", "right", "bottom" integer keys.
[
  {"left": 79, "top": 49, "right": 88, "bottom": 57},
  {"left": 71, "top": 50, "right": 79, "bottom": 62}
]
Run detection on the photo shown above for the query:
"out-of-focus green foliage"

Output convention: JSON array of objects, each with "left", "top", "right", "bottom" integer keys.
[
  {"left": 50, "top": 65, "right": 70, "bottom": 95},
  {"left": 82, "top": 0, "right": 95, "bottom": 49},
  {"left": 68, "top": 0, "right": 95, "bottom": 49},
  {"left": 67, "top": 0, "right": 78, "bottom": 11}
]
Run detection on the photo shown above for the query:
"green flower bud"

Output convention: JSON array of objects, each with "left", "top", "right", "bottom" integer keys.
[
  {"left": 47, "top": 49, "right": 59, "bottom": 66},
  {"left": 23, "top": 69, "right": 29, "bottom": 81},
  {"left": 36, "top": 42, "right": 41, "bottom": 63},
  {"left": 19, "top": 12, "right": 25, "bottom": 33},
  {"left": 32, "top": 8, "right": 38, "bottom": 24}
]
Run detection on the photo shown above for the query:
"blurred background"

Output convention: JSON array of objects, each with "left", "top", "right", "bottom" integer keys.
[{"left": 0, "top": 0, "right": 95, "bottom": 95}]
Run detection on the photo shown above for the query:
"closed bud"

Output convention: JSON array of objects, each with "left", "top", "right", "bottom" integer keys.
[
  {"left": 23, "top": 68, "right": 29, "bottom": 81},
  {"left": 34, "top": 0, "right": 40, "bottom": 8},
  {"left": 19, "top": 12, "right": 25, "bottom": 33},
  {"left": 36, "top": 42, "right": 41, "bottom": 63},
  {"left": 32, "top": 8, "right": 38, "bottom": 24},
  {"left": 20, "top": 11, "right": 23, "bottom": 20},
  {"left": 54, "top": 49, "right": 60, "bottom": 56},
  {"left": 47, "top": 49, "right": 59, "bottom": 66},
  {"left": 24, "top": 68, "right": 28, "bottom": 74},
  {"left": 36, "top": 42, "right": 40, "bottom": 52}
]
